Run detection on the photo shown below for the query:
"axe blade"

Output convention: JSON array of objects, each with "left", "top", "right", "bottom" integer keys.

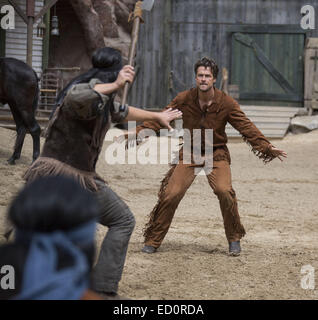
[{"left": 142, "top": 0, "right": 154, "bottom": 11}]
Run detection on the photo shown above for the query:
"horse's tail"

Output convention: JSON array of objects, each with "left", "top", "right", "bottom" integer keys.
[{"left": 32, "top": 70, "right": 40, "bottom": 112}]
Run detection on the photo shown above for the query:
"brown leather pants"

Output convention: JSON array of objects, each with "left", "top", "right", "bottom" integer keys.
[{"left": 143, "top": 160, "right": 246, "bottom": 248}]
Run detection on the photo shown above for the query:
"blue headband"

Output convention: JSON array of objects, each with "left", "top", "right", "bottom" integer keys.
[{"left": 13, "top": 220, "right": 96, "bottom": 300}]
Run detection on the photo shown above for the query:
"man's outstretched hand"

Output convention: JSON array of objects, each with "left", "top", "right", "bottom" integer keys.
[
  {"left": 115, "top": 107, "right": 182, "bottom": 147},
  {"left": 269, "top": 145, "right": 287, "bottom": 162},
  {"left": 156, "top": 108, "right": 183, "bottom": 132}
]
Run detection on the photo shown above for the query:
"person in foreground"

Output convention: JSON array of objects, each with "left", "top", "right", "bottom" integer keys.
[
  {"left": 129, "top": 57, "right": 287, "bottom": 256},
  {"left": 0, "top": 176, "right": 102, "bottom": 300},
  {"left": 22, "top": 47, "right": 182, "bottom": 298}
]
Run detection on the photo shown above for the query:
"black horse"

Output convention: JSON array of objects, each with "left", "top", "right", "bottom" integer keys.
[{"left": 0, "top": 58, "right": 41, "bottom": 165}]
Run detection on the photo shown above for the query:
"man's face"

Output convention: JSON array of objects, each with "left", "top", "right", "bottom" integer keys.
[{"left": 195, "top": 66, "right": 216, "bottom": 92}]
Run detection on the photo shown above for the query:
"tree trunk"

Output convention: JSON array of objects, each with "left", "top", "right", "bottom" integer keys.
[{"left": 70, "top": 0, "right": 105, "bottom": 57}]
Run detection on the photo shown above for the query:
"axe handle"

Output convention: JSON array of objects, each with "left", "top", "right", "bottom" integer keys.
[{"left": 121, "top": 17, "right": 141, "bottom": 108}]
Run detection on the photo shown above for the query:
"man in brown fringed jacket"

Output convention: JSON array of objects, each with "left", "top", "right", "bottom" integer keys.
[{"left": 132, "top": 57, "right": 287, "bottom": 256}]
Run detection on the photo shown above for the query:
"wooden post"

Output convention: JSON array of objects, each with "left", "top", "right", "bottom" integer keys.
[
  {"left": 163, "top": 0, "right": 172, "bottom": 105},
  {"left": 8, "top": 0, "right": 58, "bottom": 68},
  {"left": 26, "top": 0, "right": 35, "bottom": 67},
  {"left": 0, "top": 13, "right": 6, "bottom": 57},
  {"left": 121, "top": 1, "right": 143, "bottom": 109},
  {"left": 304, "top": 38, "right": 318, "bottom": 115},
  {"left": 42, "top": 0, "right": 51, "bottom": 70},
  {"left": 34, "top": 0, "right": 58, "bottom": 22},
  {"left": 219, "top": 68, "right": 229, "bottom": 94}
]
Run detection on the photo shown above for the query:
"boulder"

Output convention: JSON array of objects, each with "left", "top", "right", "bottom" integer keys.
[
  {"left": 289, "top": 115, "right": 318, "bottom": 134},
  {"left": 92, "top": 0, "right": 119, "bottom": 38}
]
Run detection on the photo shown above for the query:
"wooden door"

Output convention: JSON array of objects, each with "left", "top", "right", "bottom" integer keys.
[{"left": 231, "top": 31, "right": 305, "bottom": 107}]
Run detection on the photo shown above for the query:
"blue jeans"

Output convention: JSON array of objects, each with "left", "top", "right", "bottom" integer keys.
[{"left": 91, "top": 180, "right": 135, "bottom": 294}]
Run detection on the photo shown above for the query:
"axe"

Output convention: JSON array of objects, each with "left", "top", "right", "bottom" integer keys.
[{"left": 120, "top": 0, "right": 155, "bottom": 109}]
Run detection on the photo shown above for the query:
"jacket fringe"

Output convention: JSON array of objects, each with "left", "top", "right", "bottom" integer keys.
[
  {"left": 242, "top": 136, "right": 275, "bottom": 164},
  {"left": 229, "top": 189, "right": 246, "bottom": 238},
  {"left": 23, "top": 157, "right": 104, "bottom": 192},
  {"left": 143, "top": 164, "right": 176, "bottom": 240}
]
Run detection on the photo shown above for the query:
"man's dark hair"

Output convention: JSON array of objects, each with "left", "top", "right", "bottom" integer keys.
[
  {"left": 194, "top": 57, "right": 219, "bottom": 79},
  {"left": 54, "top": 47, "right": 122, "bottom": 109},
  {"left": 8, "top": 175, "right": 99, "bottom": 232}
]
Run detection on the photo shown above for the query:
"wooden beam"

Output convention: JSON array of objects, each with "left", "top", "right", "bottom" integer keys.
[
  {"left": 163, "top": 0, "right": 172, "bottom": 104},
  {"left": 42, "top": 0, "right": 51, "bottom": 71},
  {"left": 35, "top": 0, "right": 58, "bottom": 22},
  {"left": 40, "top": 89, "right": 57, "bottom": 93},
  {"left": 27, "top": 0, "right": 35, "bottom": 17},
  {"left": 27, "top": 16, "right": 34, "bottom": 66},
  {"left": 0, "top": 13, "right": 6, "bottom": 57},
  {"left": 45, "top": 67, "right": 81, "bottom": 71},
  {"left": 239, "top": 92, "right": 303, "bottom": 102},
  {"left": 8, "top": 0, "right": 28, "bottom": 24},
  {"left": 26, "top": 0, "right": 35, "bottom": 67},
  {"left": 226, "top": 24, "right": 308, "bottom": 34},
  {"left": 0, "top": 115, "right": 48, "bottom": 122}
]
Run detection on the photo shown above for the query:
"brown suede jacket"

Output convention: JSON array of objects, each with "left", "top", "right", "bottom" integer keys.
[{"left": 135, "top": 87, "right": 276, "bottom": 164}]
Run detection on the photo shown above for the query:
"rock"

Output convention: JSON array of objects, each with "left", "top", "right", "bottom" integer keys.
[
  {"left": 70, "top": 0, "right": 105, "bottom": 57},
  {"left": 289, "top": 115, "right": 318, "bottom": 134},
  {"left": 92, "top": 0, "right": 119, "bottom": 38},
  {"left": 104, "top": 26, "right": 131, "bottom": 60},
  {"left": 71, "top": 0, "right": 135, "bottom": 58},
  {"left": 296, "top": 108, "right": 309, "bottom": 116},
  {"left": 92, "top": 0, "right": 134, "bottom": 60},
  {"left": 115, "top": 0, "right": 134, "bottom": 35}
]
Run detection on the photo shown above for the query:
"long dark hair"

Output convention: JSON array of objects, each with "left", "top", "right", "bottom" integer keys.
[{"left": 54, "top": 47, "right": 123, "bottom": 109}]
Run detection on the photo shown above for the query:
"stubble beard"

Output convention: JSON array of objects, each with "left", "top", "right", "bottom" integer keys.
[{"left": 198, "top": 84, "right": 213, "bottom": 93}]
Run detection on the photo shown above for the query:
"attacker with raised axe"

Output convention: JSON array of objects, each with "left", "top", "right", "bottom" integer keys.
[{"left": 22, "top": 0, "right": 180, "bottom": 300}]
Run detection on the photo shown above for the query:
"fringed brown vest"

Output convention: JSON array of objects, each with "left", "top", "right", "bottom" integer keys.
[{"left": 24, "top": 94, "right": 113, "bottom": 191}]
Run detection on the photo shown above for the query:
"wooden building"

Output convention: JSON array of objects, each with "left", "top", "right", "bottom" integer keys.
[
  {"left": 129, "top": 0, "right": 318, "bottom": 111},
  {"left": 0, "top": 0, "right": 85, "bottom": 110},
  {"left": 0, "top": 0, "right": 45, "bottom": 75},
  {"left": 1, "top": 0, "right": 318, "bottom": 137}
]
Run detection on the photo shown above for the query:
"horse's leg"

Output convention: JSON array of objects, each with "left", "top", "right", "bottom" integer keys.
[
  {"left": 30, "top": 121, "right": 41, "bottom": 162},
  {"left": 7, "top": 106, "right": 27, "bottom": 165},
  {"left": 19, "top": 109, "right": 41, "bottom": 163}
]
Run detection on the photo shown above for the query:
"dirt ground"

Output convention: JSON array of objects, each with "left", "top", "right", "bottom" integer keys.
[{"left": 0, "top": 126, "right": 318, "bottom": 300}]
